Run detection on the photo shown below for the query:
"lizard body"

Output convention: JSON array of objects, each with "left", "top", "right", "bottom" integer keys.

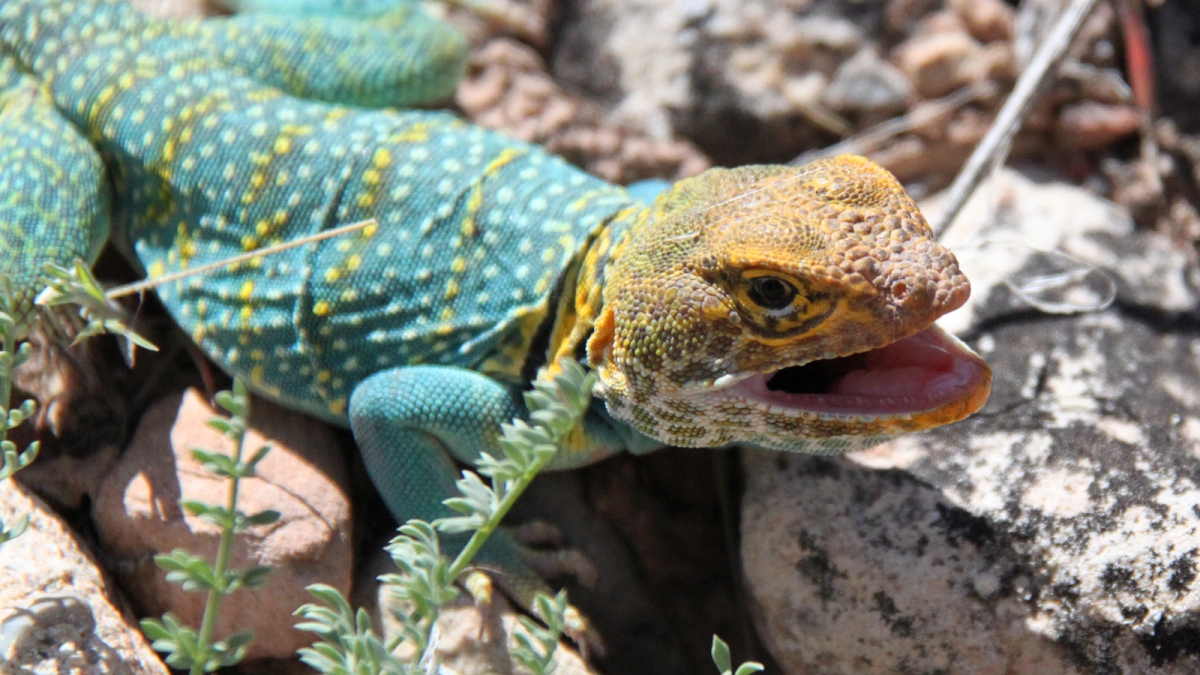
[{"left": 0, "top": 0, "right": 990, "bottom": 581}]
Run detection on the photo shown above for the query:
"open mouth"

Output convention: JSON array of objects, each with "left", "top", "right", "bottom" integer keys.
[{"left": 734, "top": 326, "right": 990, "bottom": 417}]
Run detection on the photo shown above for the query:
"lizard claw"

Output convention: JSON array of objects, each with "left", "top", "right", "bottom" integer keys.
[
  {"left": 563, "top": 605, "right": 607, "bottom": 662},
  {"left": 459, "top": 563, "right": 607, "bottom": 660},
  {"left": 463, "top": 569, "right": 495, "bottom": 607}
]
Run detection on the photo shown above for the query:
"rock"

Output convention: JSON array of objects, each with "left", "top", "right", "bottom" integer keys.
[
  {"left": 92, "top": 389, "right": 352, "bottom": 661},
  {"left": 893, "top": 23, "right": 981, "bottom": 98},
  {"left": 11, "top": 330, "right": 127, "bottom": 511},
  {"left": 1055, "top": 101, "right": 1142, "bottom": 150},
  {"left": 742, "top": 169, "right": 1200, "bottom": 674},
  {"left": 0, "top": 480, "right": 168, "bottom": 675},
  {"left": 513, "top": 467, "right": 698, "bottom": 674},
  {"left": 458, "top": 37, "right": 709, "bottom": 183},
  {"left": 948, "top": 0, "right": 1014, "bottom": 43},
  {"left": 822, "top": 47, "right": 911, "bottom": 116},
  {"left": 742, "top": 452, "right": 1082, "bottom": 674},
  {"left": 552, "top": 0, "right": 894, "bottom": 164}
]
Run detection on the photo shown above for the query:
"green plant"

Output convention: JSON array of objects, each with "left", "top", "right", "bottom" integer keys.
[
  {"left": 296, "top": 359, "right": 593, "bottom": 674},
  {"left": 711, "top": 636, "right": 764, "bottom": 675},
  {"left": 36, "top": 261, "right": 157, "bottom": 363},
  {"left": 0, "top": 280, "right": 39, "bottom": 546},
  {"left": 0, "top": 260, "right": 163, "bottom": 545},
  {"left": 140, "top": 379, "right": 278, "bottom": 674},
  {"left": 511, "top": 590, "right": 570, "bottom": 675}
]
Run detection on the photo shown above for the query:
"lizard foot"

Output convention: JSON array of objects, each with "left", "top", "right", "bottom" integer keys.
[
  {"left": 510, "top": 520, "right": 600, "bottom": 589},
  {"left": 461, "top": 564, "right": 607, "bottom": 660}
]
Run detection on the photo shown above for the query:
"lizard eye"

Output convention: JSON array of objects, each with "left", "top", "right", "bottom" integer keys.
[
  {"left": 730, "top": 270, "right": 836, "bottom": 338},
  {"left": 747, "top": 276, "right": 797, "bottom": 309}
]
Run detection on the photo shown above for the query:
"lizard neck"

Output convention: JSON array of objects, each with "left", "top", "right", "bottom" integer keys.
[{"left": 539, "top": 203, "right": 644, "bottom": 378}]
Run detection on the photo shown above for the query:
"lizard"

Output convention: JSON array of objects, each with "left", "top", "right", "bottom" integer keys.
[{"left": 0, "top": 0, "right": 991, "bottom": 589}]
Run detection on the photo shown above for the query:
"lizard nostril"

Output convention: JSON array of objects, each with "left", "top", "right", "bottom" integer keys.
[{"left": 891, "top": 281, "right": 908, "bottom": 300}]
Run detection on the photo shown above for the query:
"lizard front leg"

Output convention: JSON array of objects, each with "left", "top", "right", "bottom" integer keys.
[{"left": 350, "top": 365, "right": 592, "bottom": 599}]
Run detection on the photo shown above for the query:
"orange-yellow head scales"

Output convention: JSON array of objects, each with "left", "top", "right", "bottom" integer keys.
[{"left": 586, "top": 155, "right": 991, "bottom": 454}]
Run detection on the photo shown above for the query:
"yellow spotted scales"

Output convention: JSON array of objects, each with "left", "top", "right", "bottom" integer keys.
[{"left": 0, "top": 0, "right": 990, "bottom": 585}]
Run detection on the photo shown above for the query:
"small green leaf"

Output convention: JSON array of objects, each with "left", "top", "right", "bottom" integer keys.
[
  {"left": 0, "top": 513, "right": 29, "bottom": 542},
  {"left": 139, "top": 617, "right": 172, "bottom": 641},
  {"left": 712, "top": 635, "right": 733, "bottom": 674},
  {"left": 153, "top": 549, "right": 197, "bottom": 572},
  {"left": 304, "top": 583, "right": 354, "bottom": 616},
  {"left": 214, "top": 630, "right": 255, "bottom": 667},
  {"left": 191, "top": 448, "right": 237, "bottom": 476},
  {"left": 240, "top": 509, "right": 280, "bottom": 528},
  {"left": 204, "top": 417, "right": 234, "bottom": 435},
  {"left": 240, "top": 565, "right": 273, "bottom": 589},
  {"left": 245, "top": 443, "right": 272, "bottom": 470},
  {"left": 214, "top": 388, "right": 247, "bottom": 418}
]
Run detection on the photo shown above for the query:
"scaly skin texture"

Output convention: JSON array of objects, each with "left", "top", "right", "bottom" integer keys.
[
  {"left": 586, "top": 158, "right": 985, "bottom": 453},
  {"left": 0, "top": 54, "right": 110, "bottom": 321},
  {"left": 0, "top": 0, "right": 990, "bottom": 585}
]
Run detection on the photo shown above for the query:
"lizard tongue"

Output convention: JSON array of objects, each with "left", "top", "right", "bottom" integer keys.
[{"left": 828, "top": 332, "right": 960, "bottom": 398}]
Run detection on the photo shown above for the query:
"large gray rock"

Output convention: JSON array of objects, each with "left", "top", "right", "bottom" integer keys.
[{"left": 742, "top": 169, "right": 1200, "bottom": 674}]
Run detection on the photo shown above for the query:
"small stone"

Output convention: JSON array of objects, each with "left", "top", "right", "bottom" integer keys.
[
  {"left": 1055, "top": 101, "right": 1142, "bottom": 150},
  {"left": 958, "top": 41, "right": 1016, "bottom": 85},
  {"left": 784, "top": 15, "right": 863, "bottom": 53},
  {"left": 0, "top": 480, "right": 168, "bottom": 675},
  {"left": 948, "top": 0, "right": 1014, "bottom": 43},
  {"left": 894, "top": 27, "right": 981, "bottom": 98},
  {"left": 885, "top": 0, "right": 943, "bottom": 33},
  {"left": 461, "top": 36, "right": 708, "bottom": 181},
  {"left": 823, "top": 47, "right": 911, "bottom": 115},
  {"left": 92, "top": 389, "right": 352, "bottom": 661}
]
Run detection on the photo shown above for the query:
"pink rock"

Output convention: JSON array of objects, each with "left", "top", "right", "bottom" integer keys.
[
  {"left": 894, "top": 27, "right": 981, "bottom": 99},
  {"left": 92, "top": 389, "right": 352, "bottom": 660},
  {"left": 949, "top": 0, "right": 1015, "bottom": 43}
]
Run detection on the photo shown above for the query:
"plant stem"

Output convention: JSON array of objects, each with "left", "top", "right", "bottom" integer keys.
[
  {"left": 0, "top": 318, "right": 13, "bottom": 428},
  {"left": 0, "top": 298, "right": 18, "bottom": 458},
  {"left": 932, "top": 0, "right": 1100, "bottom": 238},
  {"left": 446, "top": 453, "right": 554, "bottom": 581},
  {"left": 190, "top": 410, "right": 248, "bottom": 675}
]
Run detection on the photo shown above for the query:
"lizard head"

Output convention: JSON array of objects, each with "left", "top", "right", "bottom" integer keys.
[{"left": 587, "top": 155, "right": 991, "bottom": 453}]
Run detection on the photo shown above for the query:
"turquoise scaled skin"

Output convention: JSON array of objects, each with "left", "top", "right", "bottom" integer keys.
[
  {"left": 0, "top": 0, "right": 646, "bottom": 591},
  {"left": 0, "top": 0, "right": 993, "bottom": 597}
]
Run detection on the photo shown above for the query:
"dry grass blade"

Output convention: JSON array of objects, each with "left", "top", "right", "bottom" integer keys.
[
  {"left": 932, "top": 0, "right": 1101, "bottom": 239},
  {"left": 105, "top": 218, "right": 378, "bottom": 299},
  {"left": 791, "top": 81, "right": 998, "bottom": 168}
]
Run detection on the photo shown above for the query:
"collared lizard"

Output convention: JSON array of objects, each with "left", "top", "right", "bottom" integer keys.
[{"left": 0, "top": 0, "right": 991, "bottom": 584}]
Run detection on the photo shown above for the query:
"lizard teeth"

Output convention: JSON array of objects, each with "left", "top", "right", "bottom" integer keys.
[{"left": 712, "top": 374, "right": 738, "bottom": 388}]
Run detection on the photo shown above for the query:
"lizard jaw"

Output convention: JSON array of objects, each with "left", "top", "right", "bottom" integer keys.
[{"left": 733, "top": 325, "right": 990, "bottom": 420}]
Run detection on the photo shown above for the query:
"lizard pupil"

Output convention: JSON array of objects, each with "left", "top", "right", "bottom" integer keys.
[{"left": 748, "top": 277, "right": 796, "bottom": 309}]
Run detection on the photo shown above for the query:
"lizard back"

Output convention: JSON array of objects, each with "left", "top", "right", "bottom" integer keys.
[{"left": 0, "top": 0, "right": 638, "bottom": 422}]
